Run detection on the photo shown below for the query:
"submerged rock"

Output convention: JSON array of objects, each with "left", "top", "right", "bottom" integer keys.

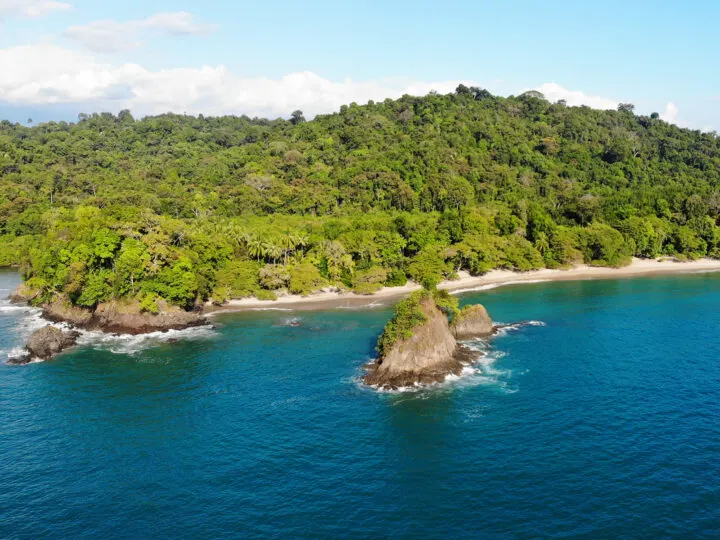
[
  {"left": 8, "top": 326, "right": 80, "bottom": 364},
  {"left": 363, "top": 293, "right": 464, "bottom": 389},
  {"left": 451, "top": 304, "right": 494, "bottom": 340}
]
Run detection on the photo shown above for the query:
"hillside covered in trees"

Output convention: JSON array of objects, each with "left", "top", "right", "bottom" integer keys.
[{"left": 2, "top": 86, "right": 720, "bottom": 310}]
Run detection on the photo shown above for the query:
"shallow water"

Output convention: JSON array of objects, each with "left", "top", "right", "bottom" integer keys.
[{"left": 1, "top": 269, "right": 719, "bottom": 537}]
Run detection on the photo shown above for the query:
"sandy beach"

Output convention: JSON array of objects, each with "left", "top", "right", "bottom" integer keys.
[{"left": 206, "top": 257, "right": 720, "bottom": 313}]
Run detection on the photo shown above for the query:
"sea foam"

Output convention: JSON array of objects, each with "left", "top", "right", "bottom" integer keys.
[
  {"left": 74, "top": 325, "right": 217, "bottom": 356},
  {"left": 3, "top": 297, "right": 217, "bottom": 360}
]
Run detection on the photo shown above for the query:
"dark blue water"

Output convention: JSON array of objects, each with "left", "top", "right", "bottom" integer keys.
[{"left": 1, "top": 270, "right": 719, "bottom": 538}]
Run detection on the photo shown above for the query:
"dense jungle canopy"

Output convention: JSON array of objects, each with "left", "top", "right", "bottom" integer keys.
[{"left": 2, "top": 86, "right": 719, "bottom": 309}]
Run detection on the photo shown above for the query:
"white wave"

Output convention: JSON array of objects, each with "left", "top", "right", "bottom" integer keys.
[
  {"left": 335, "top": 301, "right": 385, "bottom": 310},
  {"left": 274, "top": 317, "right": 303, "bottom": 327},
  {"left": 248, "top": 307, "right": 294, "bottom": 311},
  {"left": 4, "top": 300, "right": 217, "bottom": 360},
  {"left": 6, "top": 347, "right": 26, "bottom": 358},
  {"left": 493, "top": 320, "right": 546, "bottom": 337},
  {"left": 75, "top": 325, "right": 217, "bottom": 356},
  {"left": 450, "top": 279, "right": 550, "bottom": 295},
  {"left": 0, "top": 305, "right": 36, "bottom": 313}
]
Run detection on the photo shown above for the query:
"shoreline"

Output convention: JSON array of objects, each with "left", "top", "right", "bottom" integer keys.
[{"left": 206, "top": 257, "right": 720, "bottom": 314}]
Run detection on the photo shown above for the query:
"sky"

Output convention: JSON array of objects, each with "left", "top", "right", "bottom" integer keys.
[{"left": 0, "top": 0, "right": 718, "bottom": 130}]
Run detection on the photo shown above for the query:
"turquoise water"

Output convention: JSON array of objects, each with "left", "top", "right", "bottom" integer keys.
[{"left": 1, "top": 269, "right": 719, "bottom": 538}]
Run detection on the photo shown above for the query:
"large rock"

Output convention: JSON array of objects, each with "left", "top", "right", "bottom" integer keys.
[
  {"left": 19, "top": 326, "right": 79, "bottom": 362},
  {"left": 363, "top": 296, "right": 463, "bottom": 389},
  {"left": 43, "top": 294, "right": 93, "bottom": 327},
  {"left": 92, "top": 299, "right": 206, "bottom": 335},
  {"left": 451, "top": 304, "right": 494, "bottom": 340}
]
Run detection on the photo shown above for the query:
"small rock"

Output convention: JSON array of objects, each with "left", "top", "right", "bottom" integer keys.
[{"left": 451, "top": 304, "right": 494, "bottom": 340}]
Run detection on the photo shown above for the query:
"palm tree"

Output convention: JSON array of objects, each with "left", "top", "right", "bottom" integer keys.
[
  {"left": 281, "top": 234, "right": 297, "bottom": 264},
  {"left": 247, "top": 238, "right": 266, "bottom": 262},
  {"left": 534, "top": 232, "right": 550, "bottom": 256},
  {"left": 264, "top": 240, "right": 283, "bottom": 264},
  {"left": 293, "top": 233, "right": 309, "bottom": 256}
]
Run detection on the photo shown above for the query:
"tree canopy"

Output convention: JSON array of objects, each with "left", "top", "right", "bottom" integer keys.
[{"left": 2, "top": 87, "right": 719, "bottom": 308}]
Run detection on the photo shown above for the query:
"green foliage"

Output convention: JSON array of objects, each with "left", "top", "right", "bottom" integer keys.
[
  {"left": 377, "top": 290, "right": 430, "bottom": 358},
  {"left": 580, "top": 223, "right": 634, "bottom": 267},
  {"left": 432, "top": 288, "right": 459, "bottom": 318},
  {"left": 408, "top": 247, "right": 450, "bottom": 289},
  {"left": 76, "top": 269, "right": 113, "bottom": 307},
  {"left": 352, "top": 267, "right": 388, "bottom": 295},
  {"left": 139, "top": 292, "right": 160, "bottom": 314},
  {"left": 385, "top": 268, "right": 408, "bottom": 287},
  {"left": 255, "top": 289, "right": 278, "bottom": 301},
  {"left": 144, "top": 257, "right": 198, "bottom": 308},
  {"left": 214, "top": 260, "right": 261, "bottom": 300},
  {"left": 288, "top": 262, "right": 326, "bottom": 296},
  {"left": 3, "top": 89, "right": 720, "bottom": 309},
  {"left": 0, "top": 235, "right": 28, "bottom": 267},
  {"left": 259, "top": 264, "right": 290, "bottom": 290}
]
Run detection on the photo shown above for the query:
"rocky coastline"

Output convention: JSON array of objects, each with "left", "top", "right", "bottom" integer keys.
[
  {"left": 11, "top": 286, "right": 207, "bottom": 335},
  {"left": 7, "top": 285, "right": 209, "bottom": 363}
]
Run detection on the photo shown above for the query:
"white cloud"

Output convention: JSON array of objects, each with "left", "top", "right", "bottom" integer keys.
[
  {"left": 0, "top": 44, "right": 477, "bottom": 118},
  {"left": 534, "top": 82, "right": 618, "bottom": 110},
  {"left": 660, "top": 102, "right": 679, "bottom": 123},
  {"left": 64, "top": 12, "right": 216, "bottom": 53},
  {"left": 0, "top": 0, "right": 70, "bottom": 18},
  {"left": 0, "top": 42, "right": 703, "bottom": 130}
]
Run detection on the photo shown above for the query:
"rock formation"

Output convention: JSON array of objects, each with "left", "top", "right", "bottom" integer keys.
[
  {"left": 8, "top": 326, "right": 79, "bottom": 364},
  {"left": 92, "top": 299, "right": 206, "bottom": 335},
  {"left": 363, "top": 292, "right": 495, "bottom": 389},
  {"left": 9, "top": 285, "right": 207, "bottom": 335},
  {"left": 451, "top": 304, "right": 494, "bottom": 340},
  {"left": 42, "top": 294, "right": 93, "bottom": 327},
  {"left": 9, "top": 283, "right": 40, "bottom": 304}
]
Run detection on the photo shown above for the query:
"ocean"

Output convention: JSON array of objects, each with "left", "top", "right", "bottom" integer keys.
[{"left": 1, "top": 269, "right": 719, "bottom": 538}]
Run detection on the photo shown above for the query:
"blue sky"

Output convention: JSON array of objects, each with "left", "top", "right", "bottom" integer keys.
[{"left": 0, "top": 0, "right": 718, "bottom": 129}]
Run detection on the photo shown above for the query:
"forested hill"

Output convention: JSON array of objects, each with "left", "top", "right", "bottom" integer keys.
[{"left": 2, "top": 86, "right": 720, "bottom": 309}]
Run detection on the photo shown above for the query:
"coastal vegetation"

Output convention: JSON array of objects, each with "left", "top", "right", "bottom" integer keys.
[{"left": 2, "top": 87, "right": 720, "bottom": 310}]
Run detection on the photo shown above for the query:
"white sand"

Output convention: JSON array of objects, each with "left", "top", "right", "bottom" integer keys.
[{"left": 208, "top": 258, "right": 720, "bottom": 313}]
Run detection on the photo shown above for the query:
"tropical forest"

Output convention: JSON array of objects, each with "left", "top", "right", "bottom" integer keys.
[{"left": 2, "top": 86, "right": 719, "bottom": 310}]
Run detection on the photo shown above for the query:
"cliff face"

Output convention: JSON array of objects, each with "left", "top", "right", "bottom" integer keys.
[
  {"left": 451, "top": 304, "right": 494, "bottom": 340},
  {"left": 363, "top": 298, "right": 463, "bottom": 389}
]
